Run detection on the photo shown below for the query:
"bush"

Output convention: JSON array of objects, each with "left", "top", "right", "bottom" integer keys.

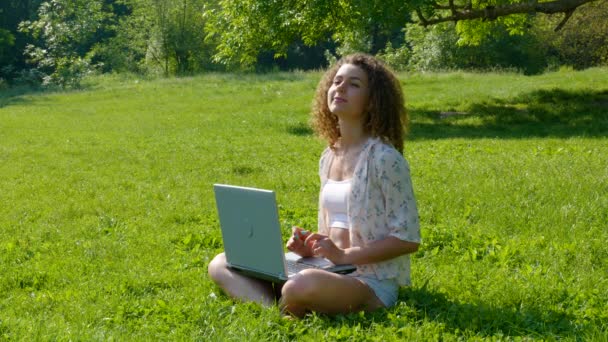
[
  {"left": 399, "top": 21, "right": 548, "bottom": 74},
  {"left": 532, "top": 1, "right": 608, "bottom": 69},
  {"left": 42, "top": 57, "right": 95, "bottom": 88},
  {"left": 14, "top": 68, "right": 45, "bottom": 87},
  {"left": 377, "top": 41, "right": 410, "bottom": 71}
]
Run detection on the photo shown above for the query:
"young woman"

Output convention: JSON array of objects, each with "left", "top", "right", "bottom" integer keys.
[{"left": 208, "top": 53, "right": 420, "bottom": 317}]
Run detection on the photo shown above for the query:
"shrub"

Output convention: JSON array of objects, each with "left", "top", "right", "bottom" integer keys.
[
  {"left": 532, "top": 1, "right": 608, "bottom": 69},
  {"left": 401, "top": 21, "right": 548, "bottom": 74}
]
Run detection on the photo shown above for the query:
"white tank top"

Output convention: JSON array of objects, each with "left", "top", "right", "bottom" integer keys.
[{"left": 321, "top": 179, "right": 351, "bottom": 229}]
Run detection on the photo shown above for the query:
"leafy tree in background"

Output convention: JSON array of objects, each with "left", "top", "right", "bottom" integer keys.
[
  {"left": 207, "top": 0, "right": 411, "bottom": 69},
  {"left": 207, "top": 0, "right": 600, "bottom": 69},
  {"left": 416, "top": 0, "right": 597, "bottom": 28},
  {"left": 400, "top": 21, "right": 548, "bottom": 74},
  {"left": 2, "top": 0, "right": 605, "bottom": 86},
  {"left": 7, "top": 0, "right": 218, "bottom": 86},
  {"left": 532, "top": 0, "right": 608, "bottom": 69},
  {"left": 380, "top": 0, "right": 607, "bottom": 73},
  {"left": 89, "top": 0, "right": 149, "bottom": 73},
  {"left": 19, "top": 0, "right": 112, "bottom": 87},
  {"left": 75, "top": 0, "right": 218, "bottom": 76},
  {"left": 0, "top": 27, "right": 16, "bottom": 67},
  {"left": 146, "top": 0, "right": 214, "bottom": 75},
  {"left": 0, "top": 0, "right": 44, "bottom": 83}
]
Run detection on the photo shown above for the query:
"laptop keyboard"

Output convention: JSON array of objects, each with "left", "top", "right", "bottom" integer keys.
[{"left": 286, "top": 259, "right": 313, "bottom": 274}]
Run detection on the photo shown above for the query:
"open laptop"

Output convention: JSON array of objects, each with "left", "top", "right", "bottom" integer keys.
[{"left": 213, "top": 184, "right": 356, "bottom": 283}]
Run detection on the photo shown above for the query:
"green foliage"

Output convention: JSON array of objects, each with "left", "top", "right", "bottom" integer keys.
[
  {"left": 0, "top": 0, "right": 45, "bottom": 82},
  {"left": 89, "top": 2, "right": 151, "bottom": 74},
  {"left": 404, "top": 23, "right": 458, "bottom": 72},
  {"left": 0, "top": 28, "right": 16, "bottom": 84},
  {"left": 207, "top": 0, "right": 329, "bottom": 69},
  {"left": 532, "top": 0, "right": 608, "bottom": 69},
  {"left": 12, "top": 0, "right": 222, "bottom": 83},
  {"left": 3, "top": 0, "right": 607, "bottom": 79},
  {"left": 206, "top": 0, "right": 604, "bottom": 72},
  {"left": 402, "top": 21, "right": 548, "bottom": 74},
  {"left": 18, "top": 0, "right": 111, "bottom": 87},
  {"left": 92, "top": 0, "right": 220, "bottom": 76},
  {"left": 1, "top": 68, "right": 607, "bottom": 339},
  {"left": 377, "top": 41, "right": 411, "bottom": 71},
  {"left": 454, "top": 13, "right": 530, "bottom": 46},
  {"left": 0, "top": 28, "right": 16, "bottom": 58},
  {"left": 207, "top": 0, "right": 414, "bottom": 69},
  {"left": 143, "top": 0, "right": 210, "bottom": 75}
]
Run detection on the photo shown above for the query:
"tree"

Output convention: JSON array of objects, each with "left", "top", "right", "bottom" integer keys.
[
  {"left": 0, "top": 28, "right": 16, "bottom": 65},
  {"left": 146, "top": 0, "right": 210, "bottom": 75},
  {"left": 207, "top": 0, "right": 413, "bottom": 68},
  {"left": 416, "top": 0, "right": 598, "bottom": 31},
  {"left": 531, "top": 0, "right": 608, "bottom": 68},
  {"left": 0, "top": 0, "right": 44, "bottom": 82},
  {"left": 19, "top": 0, "right": 111, "bottom": 87},
  {"left": 399, "top": 20, "right": 549, "bottom": 73},
  {"left": 96, "top": 0, "right": 217, "bottom": 76},
  {"left": 88, "top": 0, "right": 151, "bottom": 73},
  {"left": 207, "top": 0, "right": 602, "bottom": 68}
]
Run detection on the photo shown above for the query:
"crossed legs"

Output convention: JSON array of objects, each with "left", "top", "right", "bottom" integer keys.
[
  {"left": 207, "top": 253, "right": 277, "bottom": 306},
  {"left": 280, "top": 269, "right": 385, "bottom": 317},
  {"left": 208, "top": 253, "right": 384, "bottom": 317}
]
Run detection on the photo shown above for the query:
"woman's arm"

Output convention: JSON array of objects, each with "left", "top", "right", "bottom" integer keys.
[
  {"left": 339, "top": 236, "right": 419, "bottom": 265},
  {"left": 305, "top": 234, "right": 419, "bottom": 265}
]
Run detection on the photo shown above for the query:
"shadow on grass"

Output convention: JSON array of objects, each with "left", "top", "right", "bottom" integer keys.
[
  {"left": 286, "top": 122, "right": 314, "bottom": 136},
  {"left": 316, "top": 286, "right": 587, "bottom": 339},
  {"left": 410, "top": 88, "right": 608, "bottom": 140},
  {"left": 393, "top": 286, "right": 587, "bottom": 339},
  {"left": 0, "top": 85, "right": 47, "bottom": 108}
]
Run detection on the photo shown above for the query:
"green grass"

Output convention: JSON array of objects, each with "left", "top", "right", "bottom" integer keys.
[{"left": 1, "top": 68, "right": 607, "bottom": 340}]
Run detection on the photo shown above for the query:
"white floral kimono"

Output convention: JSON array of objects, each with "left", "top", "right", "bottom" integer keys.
[{"left": 318, "top": 138, "right": 421, "bottom": 286}]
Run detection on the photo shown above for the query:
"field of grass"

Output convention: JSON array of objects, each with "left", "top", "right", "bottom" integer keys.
[{"left": 1, "top": 68, "right": 607, "bottom": 340}]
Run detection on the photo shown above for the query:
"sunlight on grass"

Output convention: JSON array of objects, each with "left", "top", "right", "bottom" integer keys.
[{"left": 1, "top": 68, "right": 607, "bottom": 340}]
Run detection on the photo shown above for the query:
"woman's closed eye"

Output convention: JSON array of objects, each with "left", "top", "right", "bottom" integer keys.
[{"left": 334, "top": 80, "right": 360, "bottom": 88}]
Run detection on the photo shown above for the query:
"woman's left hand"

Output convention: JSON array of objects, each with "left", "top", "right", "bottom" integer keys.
[{"left": 304, "top": 233, "right": 347, "bottom": 264}]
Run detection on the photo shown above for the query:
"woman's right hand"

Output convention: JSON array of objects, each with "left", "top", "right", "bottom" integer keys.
[{"left": 286, "top": 226, "right": 314, "bottom": 257}]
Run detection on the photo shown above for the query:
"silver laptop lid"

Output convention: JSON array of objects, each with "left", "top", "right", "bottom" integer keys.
[{"left": 213, "top": 184, "right": 288, "bottom": 281}]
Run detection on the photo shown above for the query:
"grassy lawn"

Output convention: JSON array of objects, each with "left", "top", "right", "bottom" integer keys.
[{"left": 0, "top": 68, "right": 607, "bottom": 340}]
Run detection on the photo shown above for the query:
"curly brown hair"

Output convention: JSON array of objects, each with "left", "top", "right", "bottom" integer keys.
[{"left": 311, "top": 53, "right": 408, "bottom": 154}]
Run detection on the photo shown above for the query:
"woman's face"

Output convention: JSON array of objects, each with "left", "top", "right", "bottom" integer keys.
[{"left": 327, "top": 63, "right": 370, "bottom": 120}]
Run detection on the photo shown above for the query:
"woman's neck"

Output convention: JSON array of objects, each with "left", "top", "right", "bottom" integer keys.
[{"left": 337, "top": 118, "right": 369, "bottom": 149}]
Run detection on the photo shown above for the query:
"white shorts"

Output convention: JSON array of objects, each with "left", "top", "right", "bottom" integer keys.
[{"left": 349, "top": 273, "right": 399, "bottom": 308}]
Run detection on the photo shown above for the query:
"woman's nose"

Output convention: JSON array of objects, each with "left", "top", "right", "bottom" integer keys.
[{"left": 336, "top": 81, "right": 346, "bottom": 92}]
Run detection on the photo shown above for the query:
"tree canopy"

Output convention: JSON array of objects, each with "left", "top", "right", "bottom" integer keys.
[
  {"left": 416, "top": 0, "right": 597, "bottom": 30},
  {"left": 0, "top": 0, "right": 605, "bottom": 86},
  {"left": 207, "top": 0, "right": 602, "bottom": 67}
]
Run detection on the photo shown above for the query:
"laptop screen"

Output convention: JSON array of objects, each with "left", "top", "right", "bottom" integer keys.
[{"left": 213, "top": 184, "right": 288, "bottom": 279}]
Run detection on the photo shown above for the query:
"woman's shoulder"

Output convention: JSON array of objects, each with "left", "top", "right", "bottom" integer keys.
[
  {"left": 319, "top": 146, "right": 332, "bottom": 163},
  {"left": 368, "top": 139, "right": 406, "bottom": 163},
  {"left": 318, "top": 146, "right": 333, "bottom": 174},
  {"left": 320, "top": 146, "right": 332, "bottom": 157},
  {"left": 365, "top": 139, "right": 411, "bottom": 180}
]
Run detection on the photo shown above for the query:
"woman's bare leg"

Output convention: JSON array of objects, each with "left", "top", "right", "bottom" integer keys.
[
  {"left": 280, "top": 269, "right": 384, "bottom": 317},
  {"left": 207, "top": 253, "right": 277, "bottom": 306}
]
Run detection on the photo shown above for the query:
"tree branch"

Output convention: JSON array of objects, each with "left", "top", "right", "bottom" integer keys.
[
  {"left": 431, "top": 0, "right": 466, "bottom": 10},
  {"left": 554, "top": 9, "right": 575, "bottom": 31},
  {"left": 416, "top": 8, "right": 430, "bottom": 26},
  {"left": 417, "top": 0, "right": 598, "bottom": 30}
]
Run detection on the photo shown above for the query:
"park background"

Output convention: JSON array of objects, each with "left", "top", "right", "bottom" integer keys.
[
  {"left": 1, "top": 0, "right": 607, "bottom": 340},
  {"left": 1, "top": 0, "right": 607, "bottom": 86}
]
